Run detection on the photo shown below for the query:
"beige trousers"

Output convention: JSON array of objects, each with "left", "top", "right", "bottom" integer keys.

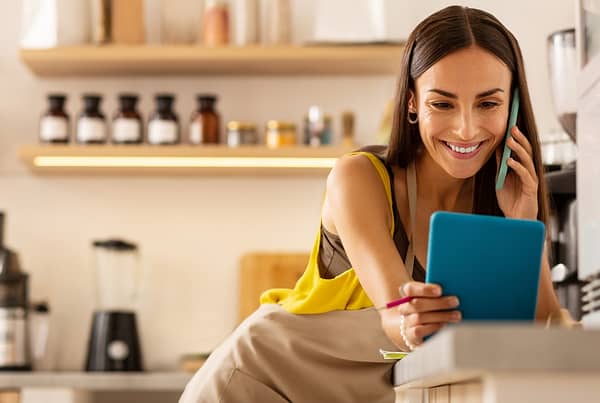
[{"left": 179, "top": 304, "right": 398, "bottom": 403}]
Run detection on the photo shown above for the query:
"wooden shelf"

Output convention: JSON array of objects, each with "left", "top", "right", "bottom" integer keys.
[
  {"left": 0, "top": 371, "right": 191, "bottom": 391},
  {"left": 18, "top": 144, "right": 354, "bottom": 176},
  {"left": 19, "top": 45, "right": 404, "bottom": 76}
]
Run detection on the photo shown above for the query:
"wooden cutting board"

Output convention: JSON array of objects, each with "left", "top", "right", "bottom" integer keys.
[
  {"left": 0, "top": 391, "right": 19, "bottom": 403},
  {"left": 238, "top": 252, "right": 309, "bottom": 322}
]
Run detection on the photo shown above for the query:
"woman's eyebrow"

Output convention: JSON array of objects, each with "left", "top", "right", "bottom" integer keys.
[{"left": 427, "top": 88, "right": 505, "bottom": 98}]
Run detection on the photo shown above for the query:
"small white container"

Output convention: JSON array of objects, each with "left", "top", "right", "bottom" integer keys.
[
  {"left": 29, "top": 302, "right": 56, "bottom": 371},
  {"left": 312, "top": 0, "right": 389, "bottom": 44},
  {"left": 232, "top": 0, "right": 258, "bottom": 46}
]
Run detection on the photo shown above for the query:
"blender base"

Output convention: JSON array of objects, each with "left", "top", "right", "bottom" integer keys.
[{"left": 85, "top": 310, "right": 143, "bottom": 372}]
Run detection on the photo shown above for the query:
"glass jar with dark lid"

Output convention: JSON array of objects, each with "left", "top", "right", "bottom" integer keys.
[
  {"left": 190, "top": 94, "right": 221, "bottom": 144},
  {"left": 148, "top": 94, "right": 180, "bottom": 145},
  {"left": 77, "top": 94, "right": 107, "bottom": 144},
  {"left": 112, "top": 94, "right": 143, "bottom": 144},
  {"left": 40, "top": 94, "right": 70, "bottom": 144}
]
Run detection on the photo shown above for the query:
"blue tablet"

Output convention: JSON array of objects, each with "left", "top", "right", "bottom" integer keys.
[{"left": 425, "top": 212, "right": 545, "bottom": 321}]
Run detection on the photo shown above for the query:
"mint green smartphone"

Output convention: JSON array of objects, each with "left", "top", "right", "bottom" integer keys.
[{"left": 495, "top": 88, "right": 520, "bottom": 190}]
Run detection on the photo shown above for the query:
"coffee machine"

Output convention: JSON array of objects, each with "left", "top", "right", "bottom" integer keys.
[
  {"left": 85, "top": 239, "right": 143, "bottom": 371},
  {"left": 0, "top": 212, "right": 31, "bottom": 371},
  {"left": 546, "top": 28, "right": 584, "bottom": 320}
]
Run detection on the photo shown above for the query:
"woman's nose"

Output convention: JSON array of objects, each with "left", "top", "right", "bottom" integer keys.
[{"left": 453, "top": 111, "right": 478, "bottom": 141}]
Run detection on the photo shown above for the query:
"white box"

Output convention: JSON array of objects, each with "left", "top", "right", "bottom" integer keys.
[
  {"left": 21, "top": 0, "right": 90, "bottom": 49},
  {"left": 312, "top": 0, "right": 389, "bottom": 44}
]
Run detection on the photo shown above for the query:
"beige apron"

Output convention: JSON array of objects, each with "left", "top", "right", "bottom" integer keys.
[
  {"left": 180, "top": 304, "right": 399, "bottom": 403},
  {"left": 180, "top": 161, "right": 418, "bottom": 403}
]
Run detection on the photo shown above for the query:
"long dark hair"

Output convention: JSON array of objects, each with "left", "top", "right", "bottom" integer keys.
[{"left": 386, "top": 5, "right": 549, "bottom": 228}]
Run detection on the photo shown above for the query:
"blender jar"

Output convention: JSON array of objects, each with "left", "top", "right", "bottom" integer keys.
[{"left": 93, "top": 239, "right": 140, "bottom": 312}]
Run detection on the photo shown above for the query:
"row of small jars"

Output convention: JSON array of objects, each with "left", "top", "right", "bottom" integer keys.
[
  {"left": 40, "top": 93, "right": 222, "bottom": 145},
  {"left": 226, "top": 120, "right": 332, "bottom": 148},
  {"left": 229, "top": 106, "right": 337, "bottom": 147},
  {"left": 40, "top": 94, "right": 335, "bottom": 147}
]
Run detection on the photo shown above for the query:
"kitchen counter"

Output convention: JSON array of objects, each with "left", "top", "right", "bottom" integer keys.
[
  {"left": 394, "top": 324, "right": 600, "bottom": 403},
  {"left": 0, "top": 372, "right": 193, "bottom": 403},
  {"left": 0, "top": 371, "right": 191, "bottom": 390}
]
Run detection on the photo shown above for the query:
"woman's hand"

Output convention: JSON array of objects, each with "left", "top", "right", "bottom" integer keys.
[
  {"left": 382, "top": 281, "right": 461, "bottom": 350},
  {"left": 496, "top": 126, "right": 539, "bottom": 221}
]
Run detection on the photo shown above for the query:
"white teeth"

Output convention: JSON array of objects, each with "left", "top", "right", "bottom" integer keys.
[{"left": 446, "top": 142, "right": 480, "bottom": 154}]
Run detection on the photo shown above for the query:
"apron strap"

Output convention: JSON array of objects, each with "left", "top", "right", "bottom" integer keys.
[{"left": 404, "top": 160, "right": 417, "bottom": 280}]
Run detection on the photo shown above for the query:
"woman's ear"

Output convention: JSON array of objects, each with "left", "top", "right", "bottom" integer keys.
[{"left": 407, "top": 90, "right": 417, "bottom": 113}]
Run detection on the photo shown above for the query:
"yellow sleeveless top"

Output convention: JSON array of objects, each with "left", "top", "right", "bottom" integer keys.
[{"left": 260, "top": 151, "right": 396, "bottom": 313}]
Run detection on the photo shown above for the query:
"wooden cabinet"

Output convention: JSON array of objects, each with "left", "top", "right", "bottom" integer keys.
[
  {"left": 446, "top": 383, "right": 482, "bottom": 403},
  {"left": 238, "top": 252, "right": 309, "bottom": 321},
  {"left": 396, "top": 383, "right": 481, "bottom": 403}
]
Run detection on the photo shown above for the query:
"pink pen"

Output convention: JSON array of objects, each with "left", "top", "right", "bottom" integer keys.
[{"left": 374, "top": 296, "right": 414, "bottom": 311}]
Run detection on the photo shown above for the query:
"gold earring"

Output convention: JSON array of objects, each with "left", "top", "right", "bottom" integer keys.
[{"left": 408, "top": 111, "right": 418, "bottom": 124}]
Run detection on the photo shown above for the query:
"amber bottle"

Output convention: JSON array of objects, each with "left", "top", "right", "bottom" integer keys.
[{"left": 189, "top": 95, "right": 221, "bottom": 144}]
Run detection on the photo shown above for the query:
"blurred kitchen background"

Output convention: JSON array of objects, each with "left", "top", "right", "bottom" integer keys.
[{"left": 0, "top": 0, "right": 594, "bottom": 401}]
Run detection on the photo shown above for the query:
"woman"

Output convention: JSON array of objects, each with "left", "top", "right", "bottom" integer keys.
[{"left": 180, "top": 6, "right": 575, "bottom": 403}]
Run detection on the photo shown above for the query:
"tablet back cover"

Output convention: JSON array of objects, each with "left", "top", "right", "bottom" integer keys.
[{"left": 425, "top": 212, "right": 545, "bottom": 321}]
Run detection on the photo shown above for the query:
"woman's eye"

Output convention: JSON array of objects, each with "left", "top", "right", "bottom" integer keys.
[
  {"left": 431, "top": 102, "right": 452, "bottom": 110},
  {"left": 480, "top": 101, "right": 499, "bottom": 109}
]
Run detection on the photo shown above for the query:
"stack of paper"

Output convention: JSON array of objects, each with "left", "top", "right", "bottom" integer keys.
[{"left": 379, "top": 349, "right": 410, "bottom": 360}]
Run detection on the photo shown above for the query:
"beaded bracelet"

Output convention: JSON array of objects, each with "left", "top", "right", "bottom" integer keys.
[{"left": 399, "top": 315, "right": 417, "bottom": 351}]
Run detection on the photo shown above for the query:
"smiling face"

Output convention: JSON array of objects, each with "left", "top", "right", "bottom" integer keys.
[{"left": 409, "top": 45, "right": 513, "bottom": 179}]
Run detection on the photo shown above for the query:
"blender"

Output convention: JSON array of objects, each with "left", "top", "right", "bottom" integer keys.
[
  {"left": 85, "top": 239, "right": 143, "bottom": 371},
  {"left": 547, "top": 28, "right": 577, "bottom": 142},
  {"left": 0, "top": 212, "right": 31, "bottom": 371}
]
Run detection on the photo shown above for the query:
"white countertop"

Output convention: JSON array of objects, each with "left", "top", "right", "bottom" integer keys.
[
  {"left": 0, "top": 372, "right": 192, "bottom": 391},
  {"left": 393, "top": 324, "right": 600, "bottom": 389}
]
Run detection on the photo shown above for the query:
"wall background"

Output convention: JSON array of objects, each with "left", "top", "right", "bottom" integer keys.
[{"left": 0, "top": 0, "right": 574, "bottom": 370}]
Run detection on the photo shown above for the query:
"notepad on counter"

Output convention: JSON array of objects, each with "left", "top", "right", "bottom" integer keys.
[{"left": 379, "top": 349, "right": 410, "bottom": 360}]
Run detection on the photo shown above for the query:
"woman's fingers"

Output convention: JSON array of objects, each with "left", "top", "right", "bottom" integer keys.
[
  {"left": 401, "top": 281, "right": 442, "bottom": 298},
  {"left": 511, "top": 126, "right": 533, "bottom": 155},
  {"left": 408, "top": 323, "right": 446, "bottom": 345},
  {"left": 508, "top": 135, "right": 536, "bottom": 181},
  {"left": 405, "top": 310, "right": 462, "bottom": 327},
  {"left": 507, "top": 158, "right": 537, "bottom": 193},
  {"left": 397, "top": 295, "right": 459, "bottom": 315},
  {"left": 396, "top": 282, "right": 462, "bottom": 348}
]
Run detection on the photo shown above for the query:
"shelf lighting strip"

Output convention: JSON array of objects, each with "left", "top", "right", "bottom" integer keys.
[{"left": 33, "top": 156, "right": 338, "bottom": 169}]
